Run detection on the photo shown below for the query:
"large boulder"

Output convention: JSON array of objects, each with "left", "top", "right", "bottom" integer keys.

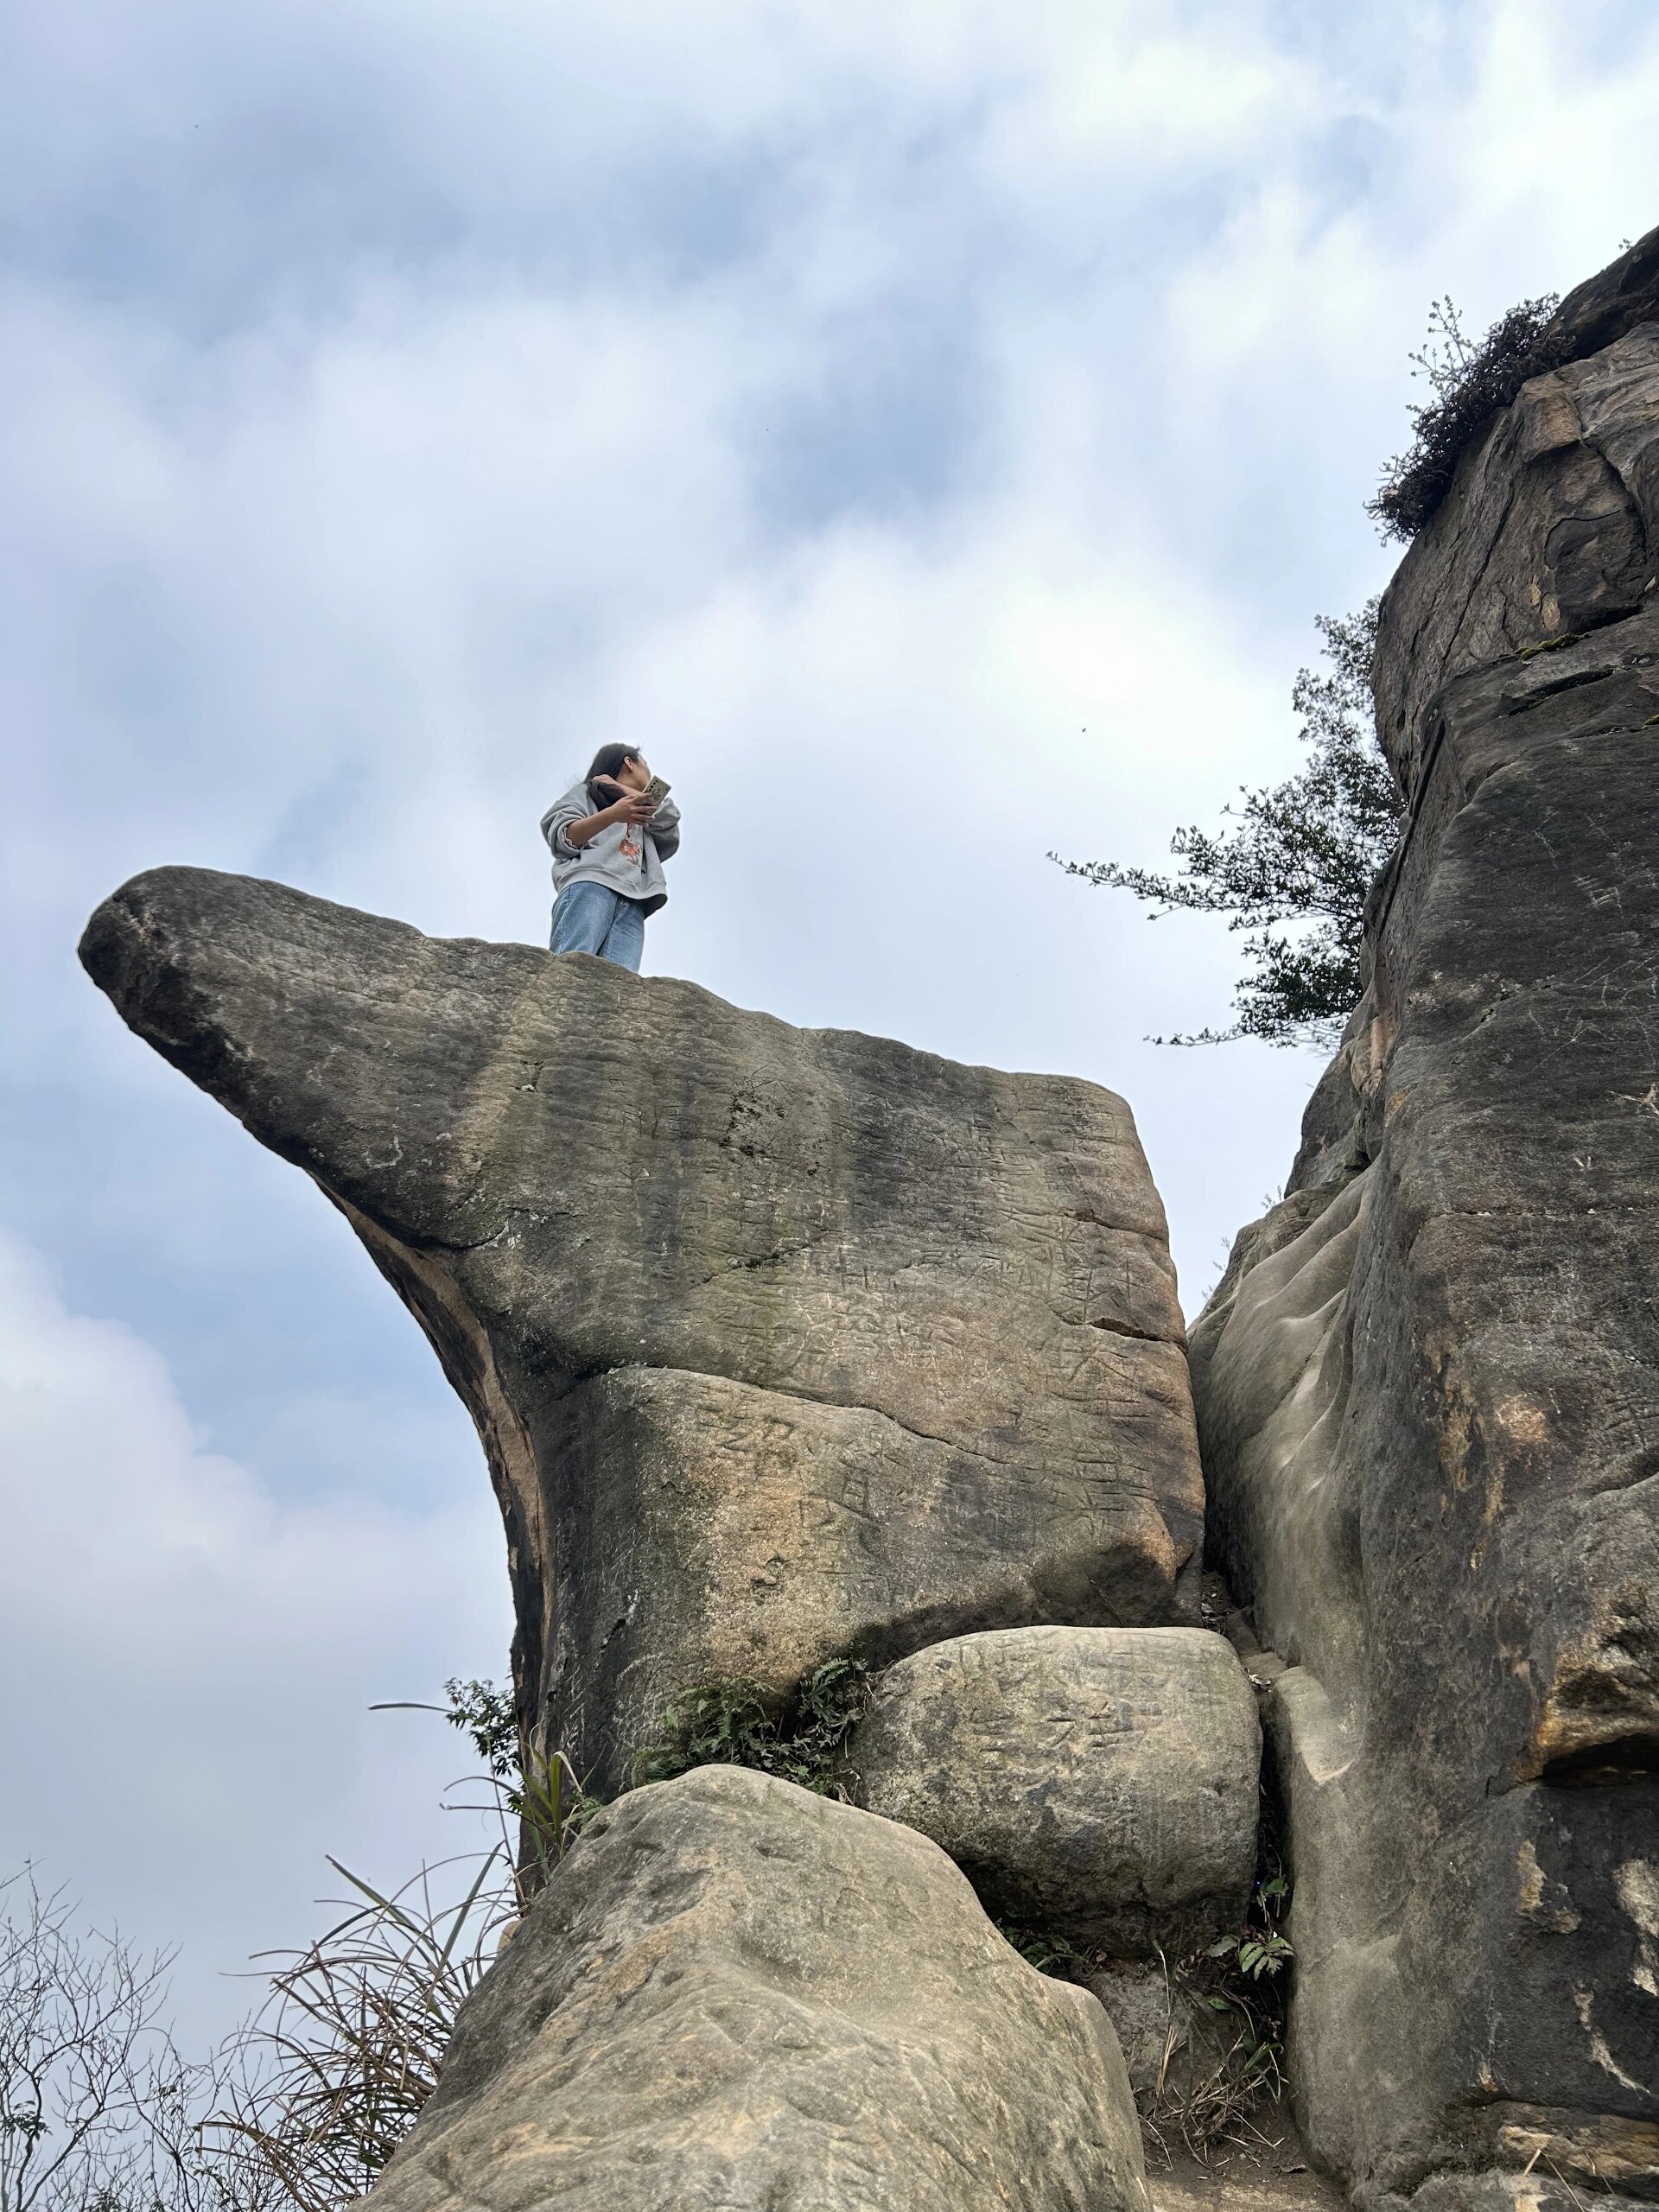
[
  {"left": 356, "top": 1764, "right": 1154, "bottom": 2212},
  {"left": 79, "top": 870, "right": 1203, "bottom": 1790},
  {"left": 1191, "top": 231, "right": 1659, "bottom": 2209},
  {"left": 845, "top": 1625, "right": 1260, "bottom": 1954}
]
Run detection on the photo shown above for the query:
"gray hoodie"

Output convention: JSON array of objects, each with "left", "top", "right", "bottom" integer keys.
[{"left": 540, "top": 779, "right": 683, "bottom": 916}]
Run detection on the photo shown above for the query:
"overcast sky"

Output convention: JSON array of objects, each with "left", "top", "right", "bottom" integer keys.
[{"left": 3, "top": 0, "right": 1657, "bottom": 2051}]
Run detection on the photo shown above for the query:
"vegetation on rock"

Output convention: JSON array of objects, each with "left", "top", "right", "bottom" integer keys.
[
  {"left": 1160, "top": 1869, "right": 1294, "bottom": 2158},
  {"left": 208, "top": 1678, "right": 593, "bottom": 2209},
  {"left": 626, "top": 1659, "right": 874, "bottom": 1795},
  {"left": 422, "top": 1677, "right": 602, "bottom": 1873},
  {"left": 213, "top": 1853, "right": 507, "bottom": 2211},
  {"left": 992, "top": 1917, "right": 1087, "bottom": 1977},
  {"left": 435, "top": 1675, "right": 518, "bottom": 1777},
  {"left": 1055, "top": 602, "right": 1401, "bottom": 1050},
  {"left": 1057, "top": 290, "right": 1592, "bottom": 1049},
  {"left": 1368, "top": 293, "right": 1568, "bottom": 541}
]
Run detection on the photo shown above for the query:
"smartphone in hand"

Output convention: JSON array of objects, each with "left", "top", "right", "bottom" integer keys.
[{"left": 642, "top": 774, "right": 671, "bottom": 810}]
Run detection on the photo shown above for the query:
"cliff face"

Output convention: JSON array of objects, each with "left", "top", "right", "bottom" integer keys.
[
  {"left": 1191, "top": 232, "right": 1659, "bottom": 2207},
  {"left": 79, "top": 870, "right": 1203, "bottom": 1793}
]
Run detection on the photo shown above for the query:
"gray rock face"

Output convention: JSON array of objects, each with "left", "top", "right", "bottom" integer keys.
[
  {"left": 1372, "top": 315, "right": 1659, "bottom": 803},
  {"left": 1192, "top": 237, "right": 1659, "bottom": 2207},
  {"left": 846, "top": 1626, "right": 1260, "bottom": 1955},
  {"left": 1386, "top": 2179, "right": 1657, "bottom": 2212},
  {"left": 1086, "top": 1963, "right": 1187, "bottom": 2099},
  {"left": 1544, "top": 219, "right": 1659, "bottom": 365},
  {"left": 79, "top": 869, "right": 1203, "bottom": 1791},
  {"left": 357, "top": 1764, "right": 1154, "bottom": 2212}
]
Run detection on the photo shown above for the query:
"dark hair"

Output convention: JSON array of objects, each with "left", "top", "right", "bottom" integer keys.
[{"left": 585, "top": 743, "right": 641, "bottom": 807}]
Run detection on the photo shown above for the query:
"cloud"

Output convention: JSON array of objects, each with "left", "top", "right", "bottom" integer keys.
[{"left": 0, "top": 1230, "right": 510, "bottom": 2048}]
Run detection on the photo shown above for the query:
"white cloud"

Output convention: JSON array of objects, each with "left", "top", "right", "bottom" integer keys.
[{"left": 0, "top": 1230, "right": 510, "bottom": 2049}]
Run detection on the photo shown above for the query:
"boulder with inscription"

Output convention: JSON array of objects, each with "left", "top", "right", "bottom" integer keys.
[
  {"left": 356, "top": 1764, "right": 1154, "bottom": 2212},
  {"left": 846, "top": 1625, "right": 1260, "bottom": 1954}
]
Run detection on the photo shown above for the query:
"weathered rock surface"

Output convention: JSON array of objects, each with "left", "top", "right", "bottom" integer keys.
[
  {"left": 1085, "top": 1961, "right": 1244, "bottom": 2115},
  {"left": 79, "top": 869, "right": 1203, "bottom": 1790},
  {"left": 846, "top": 1625, "right": 1260, "bottom": 1954},
  {"left": 357, "top": 1764, "right": 1154, "bottom": 2212},
  {"left": 1192, "top": 230, "right": 1659, "bottom": 2208},
  {"left": 1088, "top": 1961, "right": 1190, "bottom": 2098}
]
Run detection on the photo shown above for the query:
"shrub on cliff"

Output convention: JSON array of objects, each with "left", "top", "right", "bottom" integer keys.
[
  {"left": 1368, "top": 293, "right": 1569, "bottom": 541},
  {"left": 1053, "top": 602, "right": 1401, "bottom": 1050}
]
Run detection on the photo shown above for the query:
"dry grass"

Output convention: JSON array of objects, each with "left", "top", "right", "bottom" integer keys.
[
  {"left": 1138, "top": 1942, "right": 1288, "bottom": 2168},
  {"left": 209, "top": 1850, "right": 511, "bottom": 2210},
  {"left": 211, "top": 1745, "right": 594, "bottom": 2210}
]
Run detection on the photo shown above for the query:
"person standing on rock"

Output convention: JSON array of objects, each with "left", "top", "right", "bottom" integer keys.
[{"left": 540, "top": 745, "right": 681, "bottom": 971}]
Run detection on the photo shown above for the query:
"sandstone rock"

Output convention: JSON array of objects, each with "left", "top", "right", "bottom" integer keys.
[
  {"left": 357, "top": 1764, "right": 1154, "bottom": 2212},
  {"left": 845, "top": 1625, "right": 1260, "bottom": 1954},
  {"left": 79, "top": 870, "right": 1203, "bottom": 1790},
  {"left": 1087, "top": 1962, "right": 1195, "bottom": 2099},
  {"left": 1372, "top": 313, "right": 1659, "bottom": 804},
  {"left": 1191, "top": 235, "right": 1659, "bottom": 2204},
  {"left": 1542, "top": 219, "right": 1659, "bottom": 375},
  {"left": 1371, "top": 2171, "right": 1658, "bottom": 2212}
]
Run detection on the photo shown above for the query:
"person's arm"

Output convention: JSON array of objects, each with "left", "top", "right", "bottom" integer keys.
[
  {"left": 564, "top": 789, "right": 656, "bottom": 849},
  {"left": 647, "top": 795, "right": 682, "bottom": 861},
  {"left": 543, "top": 785, "right": 655, "bottom": 856}
]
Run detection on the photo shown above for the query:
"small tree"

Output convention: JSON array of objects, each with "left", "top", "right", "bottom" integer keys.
[
  {"left": 1052, "top": 603, "right": 1401, "bottom": 1050},
  {"left": 0, "top": 1868, "right": 274, "bottom": 2212}
]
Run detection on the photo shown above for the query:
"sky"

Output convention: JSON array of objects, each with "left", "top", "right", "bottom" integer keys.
[{"left": 3, "top": 0, "right": 1658, "bottom": 2052}]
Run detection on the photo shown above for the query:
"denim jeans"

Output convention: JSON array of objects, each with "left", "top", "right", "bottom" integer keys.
[{"left": 549, "top": 880, "right": 646, "bottom": 971}]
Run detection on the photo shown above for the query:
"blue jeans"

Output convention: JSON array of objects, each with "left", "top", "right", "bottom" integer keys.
[{"left": 549, "top": 881, "right": 646, "bottom": 971}]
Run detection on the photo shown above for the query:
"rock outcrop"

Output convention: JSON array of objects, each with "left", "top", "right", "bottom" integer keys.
[
  {"left": 79, "top": 869, "right": 1203, "bottom": 1791},
  {"left": 355, "top": 1764, "right": 1154, "bottom": 2212},
  {"left": 80, "top": 230, "right": 1659, "bottom": 2210},
  {"left": 846, "top": 1625, "right": 1260, "bottom": 1954},
  {"left": 1191, "top": 231, "right": 1659, "bottom": 2209}
]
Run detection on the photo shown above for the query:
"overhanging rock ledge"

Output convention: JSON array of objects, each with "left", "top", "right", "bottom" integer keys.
[{"left": 79, "top": 864, "right": 1205, "bottom": 1793}]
